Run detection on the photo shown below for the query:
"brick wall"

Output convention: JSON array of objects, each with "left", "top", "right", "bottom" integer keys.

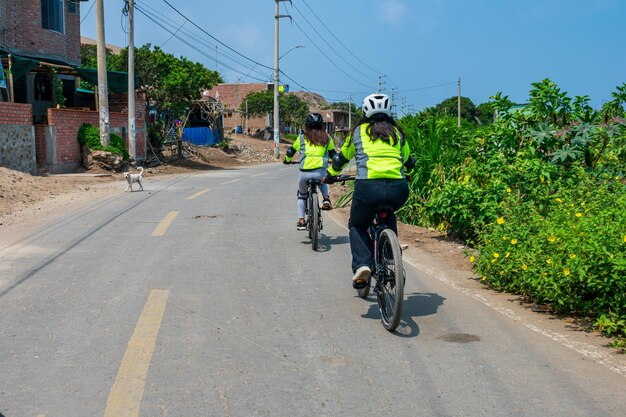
[
  {"left": 0, "top": 102, "right": 33, "bottom": 125},
  {"left": 3, "top": 0, "right": 82, "bottom": 66},
  {"left": 45, "top": 95, "right": 148, "bottom": 172}
]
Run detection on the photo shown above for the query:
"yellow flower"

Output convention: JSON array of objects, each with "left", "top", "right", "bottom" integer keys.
[
  {"left": 575, "top": 212, "right": 583, "bottom": 218},
  {"left": 505, "top": 252, "right": 510, "bottom": 258},
  {"left": 546, "top": 258, "right": 553, "bottom": 264},
  {"left": 497, "top": 217, "right": 505, "bottom": 225},
  {"left": 547, "top": 235, "right": 556, "bottom": 243},
  {"left": 482, "top": 276, "right": 487, "bottom": 281},
  {"left": 506, "top": 187, "right": 512, "bottom": 193},
  {"left": 555, "top": 198, "right": 563, "bottom": 203},
  {"left": 511, "top": 239, "right": 518, "bottom": 245},
  {"left": 521, "top": 264, "right": 528, "bottom": 271},
  {"left": 493, "top": 252, "right": 500, "bottom": 258},
  {"left": 569, "top": 253, "right": 576, "bottom": 259},
  {"left": 469, "top": 255, "right": 475, "bottom": 263},
  {"left": 563, "top": 268, "right": 571, "bottom": 276},
  {"left": 623, "top": 235, "right": 626, "bottom": 243}
]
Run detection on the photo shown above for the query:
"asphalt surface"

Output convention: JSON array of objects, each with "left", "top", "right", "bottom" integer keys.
[{"left": 1, "top": 164, "right": 625, "bottom": 417}]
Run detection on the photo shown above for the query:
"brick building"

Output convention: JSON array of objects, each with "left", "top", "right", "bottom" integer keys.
[
  {"left": 0, "top": 0, "right": 147, "bottom": 174},
  {"left": 0, "top": 0, "right": 85, "bottom": 66},
  {"left": 206, "top": 82, "right": 271, "bottom": 134}
]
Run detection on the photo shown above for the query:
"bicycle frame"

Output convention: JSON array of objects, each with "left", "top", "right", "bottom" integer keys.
[{"left": 369, "top": 208, "right": 393, "bottom": 281}]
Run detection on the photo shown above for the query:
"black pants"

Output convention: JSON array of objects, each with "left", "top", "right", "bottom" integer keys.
[{"left": 348, "top": 179, "right": 409, "bottom": 272}]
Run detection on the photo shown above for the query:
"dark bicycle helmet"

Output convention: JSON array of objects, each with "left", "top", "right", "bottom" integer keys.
[{"left": 305, "top": 113, "right": 324, "bottom": 129}]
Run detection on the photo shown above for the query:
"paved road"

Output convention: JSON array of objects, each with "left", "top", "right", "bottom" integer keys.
[{"left": 1, "top": 164, "right": 625, "bottom": 417}]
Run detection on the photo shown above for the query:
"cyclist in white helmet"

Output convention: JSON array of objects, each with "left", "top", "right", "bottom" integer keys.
[{"left": 326, "top": 93, "right": 415, "bottom": 288}]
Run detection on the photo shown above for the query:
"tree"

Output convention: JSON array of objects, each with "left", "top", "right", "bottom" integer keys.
[
  {"left": 476, "top": 102, "right": 495, "bottom": 125},
  {"left": 117, "top": 45, "right": 222, "bottom": 116},
  {"left": 326, "top": 101, "right": 357, "bottom": 114},
  {"left": 241, "top": 91, "right": 309, "bottom": 129},
  {"left": 435, "top": 96, "right": 478, "bottom": 122}
]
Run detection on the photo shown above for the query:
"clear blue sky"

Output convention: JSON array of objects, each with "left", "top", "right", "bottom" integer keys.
[{"left": 80, "top": 0, "right": 626, "bottom": 113}]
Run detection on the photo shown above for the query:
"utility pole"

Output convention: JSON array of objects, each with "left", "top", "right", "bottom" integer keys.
[
  {"left": 378, "top": 75, "right": 386, "bottom": 93},
  {"left": 273, "top": 0, "right": 291, "bottom": 159},
  {"left": 348, "top": 94, "right": 352, "bottom": 132},
  {"left": 95, "top": 0, "right": 110, "bottom": 147},
  {"left": 391, "top": 87, "right": 398, "bottom": 119},
  {"left": 457, "top": 77, "right": 461, "bottom": 127},
  {"left": 127, "top": 0, "right": 136, "bottom": 161}
]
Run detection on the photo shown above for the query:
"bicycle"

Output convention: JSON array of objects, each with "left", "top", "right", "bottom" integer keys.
[
  {"left": 286, "top": 161, "right": 323, "bottom": 251},
  {"left": 324, "top": 175, "right": 406, "bottom": 331},
  {"left": 305, "top": 179, "right": 323, "bottom": 251}
]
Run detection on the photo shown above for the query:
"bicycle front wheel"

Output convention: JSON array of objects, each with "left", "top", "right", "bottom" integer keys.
[
  {"left": 376, "top": 228, "right": 405, "bottom": 331},
  {"left": 310, "top": 191, "right": 320, "bottom": 251}
]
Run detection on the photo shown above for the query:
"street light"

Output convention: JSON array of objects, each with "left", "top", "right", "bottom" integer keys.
[{"left": 279, "top": 45, "right": 305, "bottom": 60}]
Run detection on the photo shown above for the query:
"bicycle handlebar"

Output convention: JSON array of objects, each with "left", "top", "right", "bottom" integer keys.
[{"left": 323, "top": 175, "right": 355, "bottom": 184}]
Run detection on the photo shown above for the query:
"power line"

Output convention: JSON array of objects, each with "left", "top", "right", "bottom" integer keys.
[
  {"left": 160, "top": 0, "right": 274, "bottom": 71},
  {"left": 134, "top": 4, "right": 269, "bottom": 82},
  {"left": 398, "top": 81, "right": 457, "bottom": 93},
  {"left": 283, "top": 4, "right": 374, "bottom": 89},
  {"left": 135, "top": 2, "right": 270, "bottom": 81},
  {"left": 290, "top": 1, "right": 377, "bottom": 83},
  {"left": 299, "top": 0, "right": 382, "bottom": 76},
  {"left": 80, "top": 0, "right": 96, "bottom": 24}
]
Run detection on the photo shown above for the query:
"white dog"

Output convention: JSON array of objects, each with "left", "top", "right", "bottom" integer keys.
[{"left": 123, "top": 166, "right": 144, "bottom": 192}]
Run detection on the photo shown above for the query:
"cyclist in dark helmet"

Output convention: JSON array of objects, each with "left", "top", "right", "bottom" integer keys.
[
  {"left": 284, "top": 112, "right": 336, "bottom": 230},
  {"left": 326, "top": 93, "right": 415, "bottom": 288}
]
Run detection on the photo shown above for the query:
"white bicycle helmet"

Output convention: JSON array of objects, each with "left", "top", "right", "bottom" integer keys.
[{"left": 362, "top": 93, "right": 392, "bottom": 118}]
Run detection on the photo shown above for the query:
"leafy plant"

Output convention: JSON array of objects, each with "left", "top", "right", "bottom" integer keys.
[{"left": 77, "top": 123, "right": 129, "bottom": 160}]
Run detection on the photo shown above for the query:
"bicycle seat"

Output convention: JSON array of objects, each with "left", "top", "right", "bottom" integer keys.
[{"left": 374, "top": 205, "right": 394, "bottom": 219}]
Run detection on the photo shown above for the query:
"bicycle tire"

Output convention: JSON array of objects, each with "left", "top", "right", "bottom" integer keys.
[
  {"left": 376, "top": 228, "right": 405, "bottom": 331},
  {"left": 311, "top": 191, "right": 320, "bottom": 251}
]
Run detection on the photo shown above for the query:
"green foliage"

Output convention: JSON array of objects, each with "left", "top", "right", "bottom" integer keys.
[
  {"left": 52, "top": 70, "right": 66, "bottom": 108},
  {"left": 475, "top": 174, "right": 625, "bottom": 338},
  {"left": 325, "top": 101, "right": 357, "bottom": 114},
  {"left": 77, "top": 123, "right": 129, "bottom": 160},
  {"left": 241, "top": 91, "right": 309, "bottom": 128},
  {"left": 398, "top": 79, "right": 626, "bottom": 343}
]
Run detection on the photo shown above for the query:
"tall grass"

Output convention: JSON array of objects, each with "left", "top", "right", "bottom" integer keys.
[{"left": 398, "top": 115, "right": 468, "bottom": 225}]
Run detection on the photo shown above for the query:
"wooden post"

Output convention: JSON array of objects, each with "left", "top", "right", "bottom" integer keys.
[{"left": 8, "top": 54, "right": 15, "bottom": 103}]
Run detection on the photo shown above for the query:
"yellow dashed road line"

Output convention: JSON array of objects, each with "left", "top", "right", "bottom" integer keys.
[
  {"left": 104, "top": 289, "right": 170, "bottom": 417},
  {"left": 150, "top": 211, "right": 179, "bottom": 237},
  {"left": 186, "top": 188, "right": 212, "bottom": 200}
]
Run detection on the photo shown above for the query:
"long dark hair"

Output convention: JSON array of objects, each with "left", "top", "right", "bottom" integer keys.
[
  {"left": 352, "top": 113, "right": 404, "bottom": 146},
  {"left": 304, "top": 126, "right": 330, "bottom": 146}
]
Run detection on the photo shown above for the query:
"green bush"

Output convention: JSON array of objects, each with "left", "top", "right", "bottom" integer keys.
[
  {"left": 77, "top": 123, "right": 130, "bottom": 160},
  {"left": 396, "top": 80, "right": 626, "bottom": 343},
  {"left": 474, "top": 174, "right": 626, "bottom": 337}
]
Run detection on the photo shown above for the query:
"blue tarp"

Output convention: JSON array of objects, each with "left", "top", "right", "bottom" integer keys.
[{"left": 182, "top": 127, "right": 220, "bottom": 146}]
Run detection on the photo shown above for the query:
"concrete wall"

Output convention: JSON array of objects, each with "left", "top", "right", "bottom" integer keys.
[{"left": 0, "top": 102, "right": 36, "bottom": 174}]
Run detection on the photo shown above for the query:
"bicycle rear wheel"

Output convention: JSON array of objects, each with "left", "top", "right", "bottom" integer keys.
[
  {"left": 310, "top": 191, "right": 320, "bottom": 251},
  {"left": 376, "top": 228, "right": 405, "bottom": 331}
]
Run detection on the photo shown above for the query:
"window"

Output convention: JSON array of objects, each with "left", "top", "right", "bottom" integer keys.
[
  {"left": 41, "top": 0, "right": 65, "bottom": 33},
  {"left": 68, "top": 0, "right": 78, "bottom": 14}
]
